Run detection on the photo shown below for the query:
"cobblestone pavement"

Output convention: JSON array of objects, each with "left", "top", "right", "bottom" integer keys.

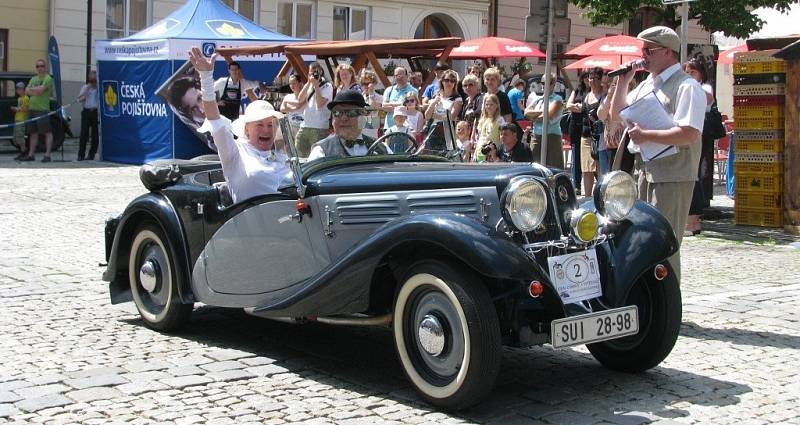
[{"left": 1, "top": 142, "right": 799, "bottom": 424}]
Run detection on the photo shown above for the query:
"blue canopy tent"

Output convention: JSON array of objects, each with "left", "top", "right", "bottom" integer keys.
[{"left": 96, "top": 0, "right": 304, "bottom": 164}]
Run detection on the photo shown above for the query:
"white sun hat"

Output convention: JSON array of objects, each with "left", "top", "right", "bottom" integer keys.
[{"left": 231, "top": 100, "right": 284, "bottom": 139}]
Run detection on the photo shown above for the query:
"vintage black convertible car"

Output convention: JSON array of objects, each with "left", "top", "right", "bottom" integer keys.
[{"left": 103, "top": 117, "right": 681, "bottom": 410}]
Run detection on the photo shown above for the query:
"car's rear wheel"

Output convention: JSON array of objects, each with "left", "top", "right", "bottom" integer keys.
[
  {"left": 588, "top": 276, "right": 681, "bottom": 372},
  {"left": 128, "top": 223, "right": 192, "bottom": 331},
  {"left": 392, "top": 259, "right": 501, "bottom": 410}
]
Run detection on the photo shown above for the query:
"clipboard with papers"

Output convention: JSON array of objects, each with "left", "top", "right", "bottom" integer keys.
[{"left": 619, "top": 91, "right": 678, "bottom": 161}]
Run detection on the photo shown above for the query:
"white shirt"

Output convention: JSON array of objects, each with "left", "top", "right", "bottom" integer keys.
[
  {"left": 387, "top": 124, "right": 411, "bottom": 134},
  {"left": 301, "top": 82, "right": 333, "bottom": 129},
  {"left": 281, "top": 92, "right": 306, "bottom": 128},
  {"left": 205, "top": 117, "right": 290, "bottom": 204},
  {"left": 79, "top": 84, "right": 98, "bottom": 109},
  {"left": 626, "top": 63, "right": 706, "bottom": 133},
  {"left": 525, "top": 92, "right": 541, "bottom": 109},
  {"left": 214, "top": 77, "right": 256, "bottom": 98}
]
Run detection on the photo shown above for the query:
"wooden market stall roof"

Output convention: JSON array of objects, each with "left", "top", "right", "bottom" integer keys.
[{"left": 215, "top": 37, "right": 462, "bottom": 86}]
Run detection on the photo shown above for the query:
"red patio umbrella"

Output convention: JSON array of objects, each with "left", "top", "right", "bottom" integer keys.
[
  {"left": 565, "top": 35, "right": 643, "bottom": 57},
  {"left": 448, "top": 36, "right": 546, "bottom": 59},
  {"left": 564, "top": 54, "right": 641, "bottom": 71},
  {"left": 717, "top": 44, "right": 748, "bottom": 65}
]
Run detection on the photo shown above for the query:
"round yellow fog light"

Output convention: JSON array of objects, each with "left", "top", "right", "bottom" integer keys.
[{"left": 570, "top": 210, "right": 599, "bottom": 243}]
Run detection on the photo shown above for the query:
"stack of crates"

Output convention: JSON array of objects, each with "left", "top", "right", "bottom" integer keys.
[{"left": 732, "top": 50, "right": 786, "bottom": 227}]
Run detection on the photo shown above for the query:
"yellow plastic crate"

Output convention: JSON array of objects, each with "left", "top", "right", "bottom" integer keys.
[
  {"left": 735, "top": 172, "right": 783, "bottom": 193},
  {"left": 735, "top": 161, "right": 784, "bottom": 174},
  {"left": 735, "top": 138, "right": 784, "bottom": 153},
  {"left": 733, "top": 84, "right": 786, "bottom": 96},
  {"left": 735, "top": 192, "right": 783, "bottom": 209},
  {"left": 734, "top": 129, "right": 784, "bottom": 141},
  {"left": 735, "top": 206, "right": 783, "bottom": 227},
  {"left": 733, "top": 60, "right": 786, "bottom": 75},
  {"left": 733, "top": 105, "right": 785, "bottom": 119},
  {"left": 735, "top": 116, "right": 784, "bottom": 129}
]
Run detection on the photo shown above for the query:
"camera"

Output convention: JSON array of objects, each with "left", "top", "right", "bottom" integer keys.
[{"left": 480, "top": 143, "right": 496, "bottom": 155}]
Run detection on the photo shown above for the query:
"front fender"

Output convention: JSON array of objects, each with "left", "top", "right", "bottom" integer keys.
[
  {"left": 103, "top": 192, "right": 194, "bottom": 305},
  {"left": 583, "top": 199, "right": 679, "bottom": 307},
  {"left": 256, "top": 213, "right": 549, "bottom": 316}
]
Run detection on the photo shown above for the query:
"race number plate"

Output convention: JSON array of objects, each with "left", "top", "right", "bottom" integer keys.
[
  {"left": 547, "top": 249, "right": 602, "bottom": 304},
  {"left": 551, "top": 306, "right": 639, "bottom": 349}
]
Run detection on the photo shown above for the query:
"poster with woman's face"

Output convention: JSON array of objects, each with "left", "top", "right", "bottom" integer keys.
[{"left": 156, "top": 60, "right": 216, "bottom": 151}]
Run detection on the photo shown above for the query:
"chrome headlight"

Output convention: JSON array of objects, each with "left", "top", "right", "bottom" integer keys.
[
  {"left": 593, "top": 171, "right": 637, "bottom": 221},
  {"left": 502, "top": 177, "right": 548, "bottom": 232}
]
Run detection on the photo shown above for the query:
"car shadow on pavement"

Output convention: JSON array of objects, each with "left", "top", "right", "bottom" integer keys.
[
  {"left": 681, "top": 321, "right": 800, "bottom": 349},
  {"left": 121, "top": 305, "right": 752, "bottom": 422}
]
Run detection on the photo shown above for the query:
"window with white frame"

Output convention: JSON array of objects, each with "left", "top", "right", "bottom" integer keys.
[
  {"left": 277, "top": 2, "right": 314, "bottom": 39},
  {"left": 106, "top": 0, "right": 151, "bottom": 39},
  {"left": 333, "top": 6, "right": 369, "bottom": 41},
  {"left": 222, "top": 0, "right": 259, "bottom": 22}
]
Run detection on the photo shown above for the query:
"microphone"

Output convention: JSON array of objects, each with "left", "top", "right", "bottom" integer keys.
[{"left": 607, "top": 59, "right": 646, "bottom": 77}]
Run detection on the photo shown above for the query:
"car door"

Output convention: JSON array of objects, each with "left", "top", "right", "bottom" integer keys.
[{"left": 198, "top": 199, "right": 329, "bottom": 295}]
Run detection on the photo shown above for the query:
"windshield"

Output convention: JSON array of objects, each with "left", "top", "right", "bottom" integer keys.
[{"left": 278, "top": 110, "right": 462, "bottom": 168}]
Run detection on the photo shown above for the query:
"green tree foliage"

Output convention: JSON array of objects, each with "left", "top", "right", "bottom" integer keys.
[{"left": 570, "top": 0, "right": 798, "bottom": 38}]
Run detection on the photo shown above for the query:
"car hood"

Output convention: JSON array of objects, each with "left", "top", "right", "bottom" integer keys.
[{"left": 304, "top": 161, "right": 556, "bottom": 196}]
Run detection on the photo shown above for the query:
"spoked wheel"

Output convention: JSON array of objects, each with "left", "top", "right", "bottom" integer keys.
[
  {"left": 588, "top": 275, "right": 682, "bottom": 372},
  {"left": 393, "top": 260, "right": 501, "bottom": 410},
  {"left": 128, "top": 223, "right": 192, "bottom": 331}
]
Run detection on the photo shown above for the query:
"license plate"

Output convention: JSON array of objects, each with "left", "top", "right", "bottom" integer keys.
[
  {"left": 551, "top": 306, "right": 639, "bottom": 349},
  {"left": 547, "top": 249, "right": 602, "bottom": 304}
]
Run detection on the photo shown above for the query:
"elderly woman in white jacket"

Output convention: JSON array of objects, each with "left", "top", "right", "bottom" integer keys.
[{"left": 189, "top": 47, "right": 290, "bottom": 203}]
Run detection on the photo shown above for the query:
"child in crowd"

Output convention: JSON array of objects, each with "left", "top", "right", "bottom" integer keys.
[
  {"left": 455, "top": 120, "right": 474, "bottom": 162},
  {"left": 474, "top": 93, "right": 504, "bottom": 162},
  {"left": 387, "top": 107, "right": 412, "bottom": 135},
  {"left": 385, "top": 106, "right": 413, "bottom": 153},
  {"left": 401, "top": 92, "right": 425, "bottom": 137},
  {"left": 11, "top": 82, "right": 29, "bottom": 156}
]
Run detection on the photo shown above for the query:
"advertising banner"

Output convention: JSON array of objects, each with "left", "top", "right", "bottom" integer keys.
[
  {"left": 48, "top": 36, "right": 62, "bottom": 105},
  {"left": 99, "top": 60, "right": 174, "bottom": 163}
]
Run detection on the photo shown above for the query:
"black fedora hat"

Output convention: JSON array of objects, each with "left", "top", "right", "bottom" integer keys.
[{"left": 327, "top": 89, "right": 369, "bottom": 110}]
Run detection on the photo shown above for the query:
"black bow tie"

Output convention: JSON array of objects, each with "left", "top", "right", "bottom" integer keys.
[{"left": 343, "top": 139, "right": 366, "bottom": 148}]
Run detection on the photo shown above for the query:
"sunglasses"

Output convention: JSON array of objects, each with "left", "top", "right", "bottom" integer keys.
[
  {"left": 36, "top": 64, "right": 46, "bottom": 68},
  {"left": 642, "top": 46, "right": 666, "bottom": 56},
  {"left": 404, "top": 99, "right": 416, "bottom": 103},
  {"left": 332, "top": 109, "right": 365, "bottom": 118}
]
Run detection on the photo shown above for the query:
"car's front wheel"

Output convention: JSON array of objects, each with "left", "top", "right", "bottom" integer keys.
[
  {"left": 128, "top": 223, "right": 192, "bottom": 331},
  {"left": 393, "top": 260, "right": 501, "bottom": 410},
  {"left": 588, "top": 275, "right": 682, "bottom": 372}
]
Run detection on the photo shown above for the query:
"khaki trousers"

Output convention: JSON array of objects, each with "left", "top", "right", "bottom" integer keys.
[{"left": 650, "top": 180, "right": 695, "bottom": 282}]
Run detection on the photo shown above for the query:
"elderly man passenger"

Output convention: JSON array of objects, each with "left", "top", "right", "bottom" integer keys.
[
  {"left": 189, "top": 48, "right": 289, "bottom": 204},
  {"left": 308, "top": 90, "right": 391, "bottom": 160}
]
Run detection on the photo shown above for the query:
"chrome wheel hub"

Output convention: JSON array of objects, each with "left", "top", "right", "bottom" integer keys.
[
  {"left": 139, "top": 259, "right": 160, "bottom": 293},
  {"left": 418, "top": 314, "right": 446, "bottom": 356}
]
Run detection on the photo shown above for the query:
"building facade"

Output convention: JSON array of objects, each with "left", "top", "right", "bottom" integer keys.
[{"left": 2, "top": 0, "right": 712, "bottom": 133}]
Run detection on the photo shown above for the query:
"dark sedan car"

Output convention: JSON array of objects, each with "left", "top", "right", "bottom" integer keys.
[{"left": 103, "top": 117, "right": 681, "bottom": 410}]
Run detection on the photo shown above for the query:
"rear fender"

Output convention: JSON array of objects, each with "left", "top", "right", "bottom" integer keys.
[{"left": 103, "top": 193, "right": 194, "bottom": 305}]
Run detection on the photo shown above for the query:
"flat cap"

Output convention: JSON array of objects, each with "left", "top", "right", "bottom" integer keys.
[{"left": 637, "top": 26, "right": 680, "bottom": 53}]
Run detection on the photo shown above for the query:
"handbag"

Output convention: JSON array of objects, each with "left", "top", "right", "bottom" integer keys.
[{"left": 703, "top": 106, "right": 726, "bottom": 139}]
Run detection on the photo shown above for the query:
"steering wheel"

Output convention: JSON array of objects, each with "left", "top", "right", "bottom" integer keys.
[{"left": 366, "top": 132, "right": 418, "bottom": 155}]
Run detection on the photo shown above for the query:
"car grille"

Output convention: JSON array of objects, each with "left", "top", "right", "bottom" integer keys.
[
  {"left": 334, "top": 190, "right": 481, "bottom": 225},
  {"left": 407, "top": 191, "right": 478, "bottom": 215},
  {"left": 336, "top": 195, "right": 401, "bottom": 225}
]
